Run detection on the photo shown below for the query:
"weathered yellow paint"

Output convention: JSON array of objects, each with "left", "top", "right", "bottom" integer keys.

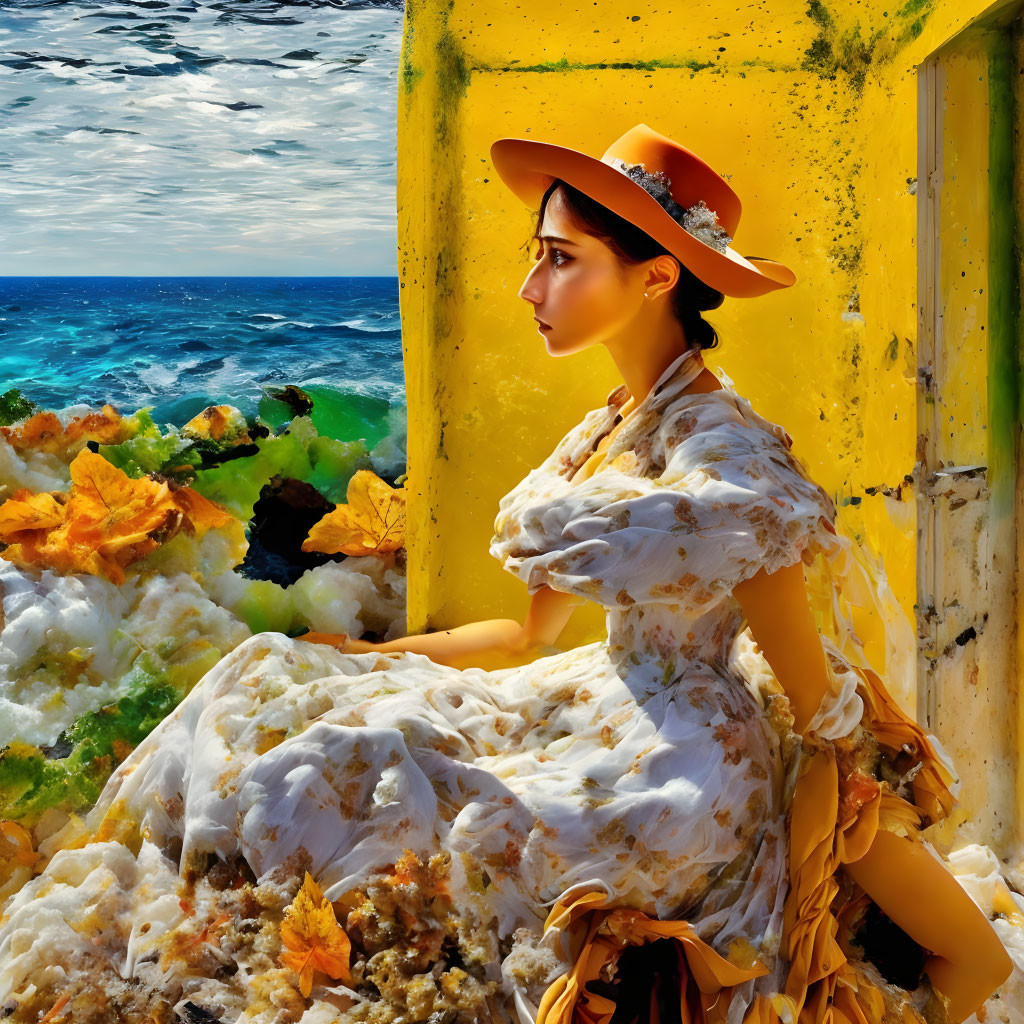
[{"left": 397, "top": 0, "right": 1024, "bottom": 853}]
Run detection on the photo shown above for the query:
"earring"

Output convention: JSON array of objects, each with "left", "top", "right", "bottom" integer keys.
[{"left": 644, "top": 291, "right": 649, "bottom": 297}]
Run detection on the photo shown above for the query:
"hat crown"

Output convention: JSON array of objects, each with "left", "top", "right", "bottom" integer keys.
[{"left": 599, "top": 124, "right": 742, "bottom": 237}]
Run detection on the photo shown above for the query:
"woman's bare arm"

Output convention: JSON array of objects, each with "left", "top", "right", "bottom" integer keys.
[
  {"left": 732, "top": 560, "right": 828, "bottom": 733},
  {"left": 305, "top": 585, "right": 583, "bottom": 670},
  {"left": 733, "top": 561, "right": 1012, "bottom": 1021},
  {"left": 847, "top": 830, "right": 1012, "bottom": 1021}
]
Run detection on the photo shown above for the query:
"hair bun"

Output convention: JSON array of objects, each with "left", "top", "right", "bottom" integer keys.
[
  {"left": 697, "top": 291, "right": 725, "bottom": 312},
  {"left": 681, "top": 309, "right": 718, "bottom": 350}
]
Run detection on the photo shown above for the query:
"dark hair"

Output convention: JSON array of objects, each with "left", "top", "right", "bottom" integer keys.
[{"left": 533, "top": 178, "right": 724, "bottom": 350}]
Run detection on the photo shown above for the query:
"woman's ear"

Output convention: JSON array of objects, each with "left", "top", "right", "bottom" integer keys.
[{"left": 643, "top": 254, "right": 681, "bottom": 300}]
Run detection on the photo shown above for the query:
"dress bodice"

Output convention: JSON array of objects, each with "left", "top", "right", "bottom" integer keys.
[
  {"left": 605, "top": 593, "right": 748, "bottom": 669},
  {"left": 489, "top": 348, "right": 842, "bottom": 674}
]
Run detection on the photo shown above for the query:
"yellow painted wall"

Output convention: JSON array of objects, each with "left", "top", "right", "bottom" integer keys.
[{"left": 396, "top": 0, "right": 1020, "bottom": 844}]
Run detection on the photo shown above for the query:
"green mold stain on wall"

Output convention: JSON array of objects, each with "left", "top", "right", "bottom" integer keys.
[
  {"left": 802, "top": 0, "right": 938, "bottom": 92},
  {"left": 486, "top": 57, "right": 718, "bottom": 74},
  {"left": 986, "top": 31, "right": 1020, "bottom": 512}
]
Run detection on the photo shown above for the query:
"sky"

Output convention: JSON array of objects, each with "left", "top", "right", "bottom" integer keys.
[{"left": 0, "top": 0, "right": 403, "bottom": 276}]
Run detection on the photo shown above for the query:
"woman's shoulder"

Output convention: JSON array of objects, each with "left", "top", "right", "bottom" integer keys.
[
  {"left": 652, "top": 382, "right": 836, "bottom": 517},
  {"left": 654, "top": 379, "right": 795, "bottom": 460}
]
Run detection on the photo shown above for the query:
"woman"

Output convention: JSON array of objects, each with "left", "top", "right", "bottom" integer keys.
[
  {"left": 343, "top": 123, "right": 1013, "bottom": 1020},
  {"left": 0, "top": 125, "right": 1010, "bottom": 1024}
]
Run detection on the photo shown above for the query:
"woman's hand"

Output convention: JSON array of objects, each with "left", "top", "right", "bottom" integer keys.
[
  {"left": 300, "top": 630, "right": 379, "bottom": 654},
  {"left": 297, "top": 587, "right": 582, "bottom": 670}
]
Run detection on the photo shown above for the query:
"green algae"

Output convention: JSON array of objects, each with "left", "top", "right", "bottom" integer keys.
[
  {"left": 191, "top": 418, "right": 316, "bottom": 520},
  {"left": 0, "top": 652, "right": 181, "bottom": 824},
  {"left": 62, "top": 654, "right": 179, "bottom": 772},
  {"left": 100, "top": 408, "right": 194, "bottom": 477},
  {"left": 190, "top": 417, "right": 372, "bottom": 518},
  {"left": 305, "top": 435, "right": 371, "bottom": 505},
  {"left": 229, "top": 577, "right": 296, "bottom": 635},
  {"left": 401, "top": 6, "right": 425, "bottom": 95},
  {"left": 0, "top": 389, "right": 36, "bottom": 426},
  {"left": 100, "top": 405, "right": 374, "bottom": 519},
  {"left": 884, "top": 332, "right": 900, "bottom": 365},
  {"left": 986, "top": 32, "right": 1019, "bottom": 517}
]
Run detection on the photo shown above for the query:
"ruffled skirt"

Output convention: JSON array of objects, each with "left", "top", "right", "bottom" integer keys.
[{"left": 0, "top": 629, "right": 953, "bottom": 1024}]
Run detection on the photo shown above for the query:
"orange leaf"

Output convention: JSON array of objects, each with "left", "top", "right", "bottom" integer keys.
[
  {"left": 279, "top": 871, "right": 353, "bottom": 997},
  {"left": 1, "top": 819, "right": 39, "bottom": 869},
  {"left": 172, "top": 486, "right": 234, "bottom": 534},
  {"left": 0, "top": 450, "right": 240, "bottom": 584},
  {"left": 1, "top": 404, "right": 124, "bottom": 457},
  {"left": 301, "top": 470, "right": 406, "bottom": 556},
  {"left": 0, "top": 490, "right": 66, "bottom": 536}
]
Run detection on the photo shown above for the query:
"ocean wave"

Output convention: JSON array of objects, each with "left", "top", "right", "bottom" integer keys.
[
  {"left": 254, "top": 319, "right": 318, "bottom": 330},
  {"left": 248, "top": 318, "right": 400, "bottom": 333},
  {"left": 0, "top": 278, "right": 404, "bottom": 423},
  {"left": 326, "top": 319, "right": 399, "bottom": 332}
]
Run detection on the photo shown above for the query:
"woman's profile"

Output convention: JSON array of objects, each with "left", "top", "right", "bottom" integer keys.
[{"left": 0, "top": 124, "right": 1013, "bottom": 1024}]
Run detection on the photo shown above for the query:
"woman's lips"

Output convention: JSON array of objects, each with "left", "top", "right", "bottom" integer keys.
[{"left": 535, "top": 317, "right": 551, "bottom": 331}]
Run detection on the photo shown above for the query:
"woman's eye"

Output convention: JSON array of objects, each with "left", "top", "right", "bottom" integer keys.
[{"left": 532, "top": 245, "right": 571, "bottom": 266}]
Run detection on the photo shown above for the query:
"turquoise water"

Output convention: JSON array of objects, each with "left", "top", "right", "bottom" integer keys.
[{"left": 0, "top": 276, "right": 405, "bottom": 431}]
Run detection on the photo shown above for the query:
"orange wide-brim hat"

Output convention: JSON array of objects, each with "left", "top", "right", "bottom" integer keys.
[{"left": 490, "top": 123, "right": 796, "bottom": 299}]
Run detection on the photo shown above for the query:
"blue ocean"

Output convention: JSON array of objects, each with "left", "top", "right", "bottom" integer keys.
[{"left": 0, "top": 277, "right": 405, "bottom": 429}]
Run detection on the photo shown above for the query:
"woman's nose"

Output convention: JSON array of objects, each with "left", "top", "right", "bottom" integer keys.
[{"left": 518, "top": 263, "right": 543, "bottom": 303}]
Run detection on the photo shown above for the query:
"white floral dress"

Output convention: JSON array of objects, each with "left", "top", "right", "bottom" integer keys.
[{"left": 0, "top": 349, "right": 957, "bottom": 1024}]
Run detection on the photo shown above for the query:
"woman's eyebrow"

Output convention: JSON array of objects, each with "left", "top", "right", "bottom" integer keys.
[{"left": 533, "top": 234, "right": 579, "bottom": 245}]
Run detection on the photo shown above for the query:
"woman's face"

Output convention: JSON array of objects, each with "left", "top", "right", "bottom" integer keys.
[{"left": 518, "top": 187, "right": 646, "bottom": 356}]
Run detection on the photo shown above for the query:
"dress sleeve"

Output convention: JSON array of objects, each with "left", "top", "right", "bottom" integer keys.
[{"left": 488, "top": 393, "right": 841, "bottom": 615}]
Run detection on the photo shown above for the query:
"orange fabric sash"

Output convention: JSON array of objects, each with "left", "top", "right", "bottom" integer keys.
[{"left": 535, "top": 890, "right": 768, "bottom": 1024}]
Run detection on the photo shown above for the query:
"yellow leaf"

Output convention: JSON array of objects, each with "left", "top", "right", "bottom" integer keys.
[
  {"left": 0, "top": 489, "right": 66, "bottom": 535},
  {"left": 301, "top": 470, "right": 406, "bottom": 556},
  {"left": 279, "top": 870, "right": 353, "bottom": 997},
  {"left": 0, "top": 450, "right": 239, "bottom": 584}
]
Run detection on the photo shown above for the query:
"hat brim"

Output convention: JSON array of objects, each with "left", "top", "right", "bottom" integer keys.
[{"left": 490, "top": 136, "right": 796, "bottom": 299}]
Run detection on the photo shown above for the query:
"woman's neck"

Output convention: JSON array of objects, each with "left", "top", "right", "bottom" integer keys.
[
  {"left": 605, "top": 299, "right": 697, "bottom": 404},
  {"left": 611, "top": 343, "right": 712, "bottom": 414}
]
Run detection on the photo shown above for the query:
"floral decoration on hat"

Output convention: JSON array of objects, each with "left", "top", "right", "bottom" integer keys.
[{"left": 607, "top": 157, "right": 734, "bottom": 254}]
